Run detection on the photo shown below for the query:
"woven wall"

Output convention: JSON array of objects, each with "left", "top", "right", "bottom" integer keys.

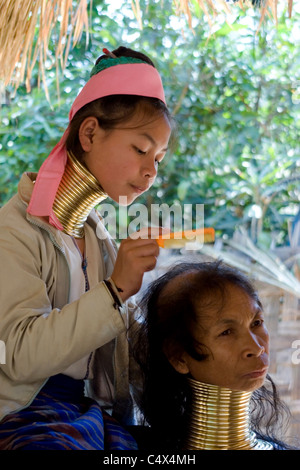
[{"left": 257, "top": 284, "right": 300, "bottom": 445}]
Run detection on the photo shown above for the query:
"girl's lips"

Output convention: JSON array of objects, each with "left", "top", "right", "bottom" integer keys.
[{"left": 131, "top": 184, "right": 148, "bottom": 194}]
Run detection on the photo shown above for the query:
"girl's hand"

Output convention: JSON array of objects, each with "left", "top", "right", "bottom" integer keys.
[{"left": 110, "top": 227, "right": 167, "bottom": 301}]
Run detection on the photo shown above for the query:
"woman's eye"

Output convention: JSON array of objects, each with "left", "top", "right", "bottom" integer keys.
[
  {"left": 220, "top": 329, "right": 231, "bottom": 337},
  {"left": 252, "top": 319, "right": 264, "bottom": 328}
]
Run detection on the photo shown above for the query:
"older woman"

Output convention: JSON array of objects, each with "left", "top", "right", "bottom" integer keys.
[{"left": 132, "top": 260, "right": 295, "bottom": 451}]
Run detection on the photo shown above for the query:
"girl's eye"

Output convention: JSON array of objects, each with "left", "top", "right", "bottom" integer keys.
[{"left": 134, "top": 146, "right": 146, "bottom": 155}]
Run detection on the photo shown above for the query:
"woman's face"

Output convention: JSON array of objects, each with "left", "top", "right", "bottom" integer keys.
[
  {"left": 174, "top": 284, "right": 270, "bottom": 392},
  {"left": 80, "top": 109, "right": 171, "bottom": 205}
]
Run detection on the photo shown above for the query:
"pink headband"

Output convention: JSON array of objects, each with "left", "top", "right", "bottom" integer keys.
[{"left": 27, "top": 63, "right": 166, "bottom": 229}]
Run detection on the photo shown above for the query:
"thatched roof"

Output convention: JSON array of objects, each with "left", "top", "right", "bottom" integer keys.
[
  {"left": 0, "top": 0, "right": 294, "bottom": 94},
  {"left": 0, "top": 0, "right": 89, "bottom": 96}
]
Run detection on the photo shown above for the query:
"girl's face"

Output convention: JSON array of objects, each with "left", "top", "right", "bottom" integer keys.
[
  {"left": 174, "top": 284, "right": 270, "bottom": 392},
  {"left": 80, "top": 110, "right": 171, "bottom": 205}
]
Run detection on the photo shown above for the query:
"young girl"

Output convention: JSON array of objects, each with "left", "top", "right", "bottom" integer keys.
[
  {"left": 0, "top": 46, "right": 172, "bottom": 450},
  {"left": 133, "top": 260, "right": 295, "bottom": 451}
]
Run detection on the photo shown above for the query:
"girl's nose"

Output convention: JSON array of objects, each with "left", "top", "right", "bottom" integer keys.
[{"left": 143, "top": 157, "right": 157, "bottom": 179}]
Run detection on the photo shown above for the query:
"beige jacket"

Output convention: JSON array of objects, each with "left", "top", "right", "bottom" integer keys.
[{"left": 0, "top": 173, "right": 140, "bottom": 424}]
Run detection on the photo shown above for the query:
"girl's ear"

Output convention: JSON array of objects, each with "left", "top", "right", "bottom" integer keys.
[{"left": 78, "top": 117, "right": 99, "bottom": 152}]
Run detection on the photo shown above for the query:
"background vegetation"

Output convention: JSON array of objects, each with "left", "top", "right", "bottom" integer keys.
[{"left": 0, "top": 0, "right": 299, "bottom": 253}]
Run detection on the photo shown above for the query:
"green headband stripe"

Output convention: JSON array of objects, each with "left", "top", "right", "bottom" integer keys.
[{"left": 90, "top": 57, "right": 148, "bottom": 78}]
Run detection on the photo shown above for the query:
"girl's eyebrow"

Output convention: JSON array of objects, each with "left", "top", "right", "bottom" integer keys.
[{"left": 140, "top": 132, "right": 169, "bottom": 152}]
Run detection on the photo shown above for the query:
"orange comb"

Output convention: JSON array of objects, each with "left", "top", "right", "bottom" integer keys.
[{"left": 156, "top": 228, "right": 215, "bottom": 248}]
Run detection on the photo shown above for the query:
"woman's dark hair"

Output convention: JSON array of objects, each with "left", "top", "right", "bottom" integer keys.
[
  {"left": 66, "top": 46, "right": 175, "bottom": 160},
  {"left": 132, "top": 260, "right": 293, "bottom": 450}
]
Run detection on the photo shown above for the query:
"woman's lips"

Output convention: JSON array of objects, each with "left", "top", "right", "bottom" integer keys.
[{"left": 243, "top": 368, "right": 268, "bottom": 379}]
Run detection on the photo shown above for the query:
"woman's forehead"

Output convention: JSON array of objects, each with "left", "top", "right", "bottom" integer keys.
[
  {"left": 195, "top": 284, "right": 261, "bottom": 325},
  {"left": 159, "top": 270, "right": 199, "bottom": 298},
  {"left": 158, "top": 270, "right": 261, "bottom": 321}
]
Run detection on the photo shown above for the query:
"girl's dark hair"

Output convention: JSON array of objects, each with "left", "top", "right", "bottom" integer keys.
[
  {"left": 66, "top": 46, "right": 174, "bottom": 160},
  {"left": 132, "top": 260, "right": 293, "bottom": 450}
]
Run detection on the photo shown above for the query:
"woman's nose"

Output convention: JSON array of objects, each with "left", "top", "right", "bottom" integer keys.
[
  {"left": 246, "top": 345, "right": 265, "bottom": 358},
  {"left": 244, "top": 333, "right": 266, "bottom": 358}
]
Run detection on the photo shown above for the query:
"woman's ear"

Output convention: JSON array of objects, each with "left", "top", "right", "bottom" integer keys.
[
  {"left": 166, "top": 351, "right": 190, "bottom": 375},
  {"left": 78, "top": 117, "right": 99, "bottom": 152}
]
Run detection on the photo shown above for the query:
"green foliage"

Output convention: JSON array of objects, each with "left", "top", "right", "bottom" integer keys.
[{"left": 0, "top": 1, "right": 299, "bottom": 248}]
